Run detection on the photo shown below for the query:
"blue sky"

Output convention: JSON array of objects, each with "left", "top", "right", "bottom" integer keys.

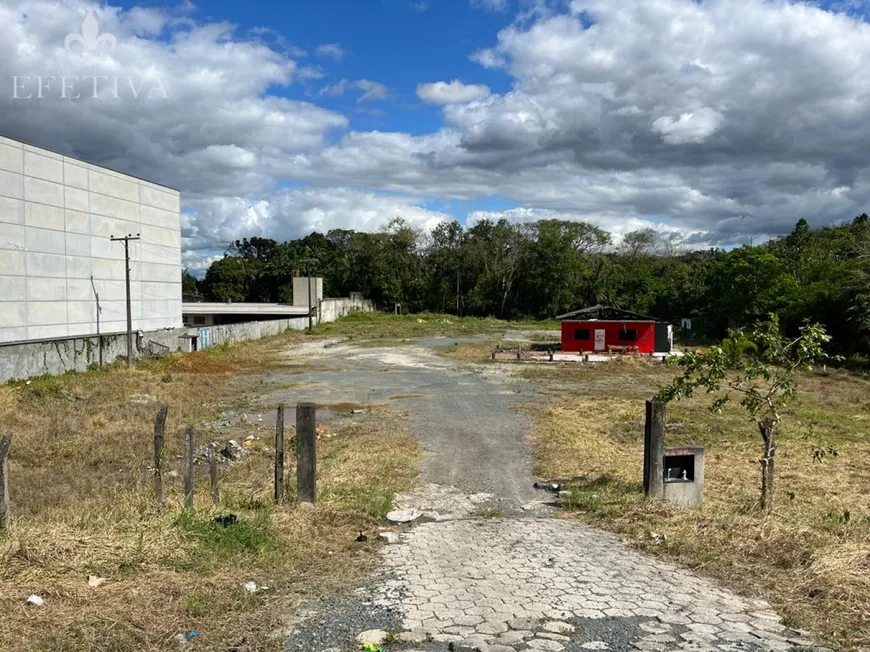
[{"left": 4, "top": 0, "right": 870, "bottom": 271}]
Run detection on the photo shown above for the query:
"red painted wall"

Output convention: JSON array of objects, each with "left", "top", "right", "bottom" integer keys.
[{"left": 560, "top": 320, "right": 656, "bottom": 353}]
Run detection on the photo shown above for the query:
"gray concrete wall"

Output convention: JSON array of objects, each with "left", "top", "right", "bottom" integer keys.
[
  {"left": 292, "top": 276, "right": 323, "bottom": 307},
  {"left": 0, "top": 135, "right": 182, "bottom": 345},
  {"left": 0, "top": 296, "right": 373, "bottom": 382},
  {"left": 319, "top": 295, "right": 371, "bottom": 322}
]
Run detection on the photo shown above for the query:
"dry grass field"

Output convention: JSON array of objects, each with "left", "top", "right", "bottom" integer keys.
[
  {"left": 0, "top": 331, "right": 419, "bottom": 651},
  {"left": 522, "top": 358, "right": 870, "bottom": 651}
]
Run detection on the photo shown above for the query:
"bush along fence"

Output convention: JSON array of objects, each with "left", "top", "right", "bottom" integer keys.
[{"left": 0, "top": 403, "right": 318, "bottom": 531}]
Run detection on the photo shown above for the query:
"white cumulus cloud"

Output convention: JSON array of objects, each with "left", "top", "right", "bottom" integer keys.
[{"left": 417, "top": 80, "right": 492, "bottom": 105}]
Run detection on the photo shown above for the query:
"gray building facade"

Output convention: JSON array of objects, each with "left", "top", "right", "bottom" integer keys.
[{"left": 0, "top": 135, "right": 182, "bottom": 344}]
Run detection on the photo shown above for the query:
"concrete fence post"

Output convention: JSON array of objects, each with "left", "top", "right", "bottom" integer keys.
[
  {"left": 296, "top": 403, "right": 317, "bottom": 504},
  {"left": 643, "top": 399, "right": 666, "bottom": 499}
]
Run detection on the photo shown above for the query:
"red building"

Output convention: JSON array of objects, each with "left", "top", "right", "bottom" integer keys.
[{"left": 556, "top": 305, "right": 672, "bottom": 354}]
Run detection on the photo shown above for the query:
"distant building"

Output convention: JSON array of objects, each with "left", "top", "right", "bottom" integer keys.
[
  {"left": 556, "top": 305, "right": 672, "bottom": 354},
  {"left": 182, "top": 277, "right": 323, "bottom": 327}
]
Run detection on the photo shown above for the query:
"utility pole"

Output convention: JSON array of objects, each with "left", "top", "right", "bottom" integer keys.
[{"left": 110, "top": 233, "right": 140, "bottom": 369}]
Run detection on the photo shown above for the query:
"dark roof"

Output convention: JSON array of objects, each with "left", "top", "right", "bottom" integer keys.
[{"left": 555, "top": 305, "right": 657, "bottom": 322}]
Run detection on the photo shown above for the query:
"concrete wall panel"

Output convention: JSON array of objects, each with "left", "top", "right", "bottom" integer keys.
[
  {"left": 24, "top": 151, "right": 64, "bottom": 184},
  {"left": 28, "top": 301, "right": 67, "bottom": 326},
  {"left": 27, "top": 277, "right": 66, "bottom": 301},
  {"left": 63, "top": 161, "right": 89, "bottom": 190},
  {"left": 24, "top": 176, "right": 64, "bottom": 207},
  {"left": 89, "top": 169, "right": 139, "bottom": 202},
  {"left": 64, "top": 208, "right": 89, "bottom": 233},
  {"left": 90, "top": 193, "right": 139, "bottom": 222},
  {"left": 0, "top": 136, "right": 182, "bottom": 345},
  {"left": 25, "top": 226, "right": 66, "bottom": 254},
  {"left": 0, "top": 302, "right": 26, "bottom": 327},
  {"left": 26, "top": 252, "right": 66, "bottom": 277},
  {"left": 66, "top": 255, "right": 91, "bottom": 279},
  {"left": 64, "top": 186, "right": 89, "bottom": 212},
  {"left": 0, "top": 250, "right": 25, "bottom": 275},
  {"left": 0, "top": 276, "right": 26, "bottom": 301},
  {"left": 0, "top": 222, "right": 25, "bottom": 250},
  {"left": 0, "top": 197, "right": 24, "bottom": 225},
  {"left": 0, "top": 169, "right": 24, "bottom": 200},
  {"left": 25, "top": 202, "right": 65, "bottom": 230},
  {"left": 0, "top": 143, "right": 23, "bottom": 175}
]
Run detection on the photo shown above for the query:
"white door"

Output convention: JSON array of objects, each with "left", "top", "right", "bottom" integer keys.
[{"left": 594, "top": 329, "right": 606, "bottom": 351}]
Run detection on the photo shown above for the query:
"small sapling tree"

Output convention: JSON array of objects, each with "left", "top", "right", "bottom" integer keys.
[{"left": 656, "top": 315, "right": 832, "bottom": 512}]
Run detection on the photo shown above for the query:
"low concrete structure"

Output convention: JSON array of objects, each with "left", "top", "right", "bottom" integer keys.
[
  {"left": 662, "top": 446, "right": 705, "bottom": 507},
  {"left": 183, "top": 302, "right": 310, "bottom": 327},
  {"left": 0, "top": 296, "right": 372, "bottom": 382},
  {"left": 292, "top": 276, "right": 323, "bottom": 307}
]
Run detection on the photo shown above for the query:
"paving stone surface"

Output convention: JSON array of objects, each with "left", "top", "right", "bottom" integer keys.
[
  {"left": 356, "top": 499, "right": 830, "bottom": 651},
  {"left": 279, "top": 340, "right": 831, "bottom": 652}
]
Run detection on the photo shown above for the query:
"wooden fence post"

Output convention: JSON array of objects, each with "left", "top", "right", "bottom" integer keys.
[
  {"left": 274, "top": 405, "right": 285, "bottom": 504},
  {"left": 153, "top": 405, "right": 168, "bottom": 508},
  {"left": 208, "top": 447, "right": 219, "bottom": 505},
  {"left": 296, "top": 403, "right": 317, "bottom": 504},
  {"left": 184, "top": 426, "right": 195, "bottom": 510},
  {"left": 0, "top": 433, "right": 12, "bottom": 531},
  {"left": 643, "top": 399, "right": 666, "bottom": 499}
]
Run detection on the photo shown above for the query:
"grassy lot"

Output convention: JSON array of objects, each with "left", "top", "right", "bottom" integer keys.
[
  {"left": 524, "top": 358, "right": 870, "bottom": 650},
  {"left": 316, "top": 311, "right": 560, "bottom": 341},
  {"left": 0, "top": 330, "right": 419, "bottom": 651}
]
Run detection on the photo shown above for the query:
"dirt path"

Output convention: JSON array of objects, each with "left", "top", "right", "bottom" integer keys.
[
  {"left": 279, "top": 339, "right": 829, "bottom": 652},
  {"left": 266, "top": 338, "right": 539, "bottom": 511}
]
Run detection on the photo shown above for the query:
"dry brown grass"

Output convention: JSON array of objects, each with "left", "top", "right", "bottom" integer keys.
[
  {"left": 529, "top": 358, "right": 870, "bottom": 651},
  {"left": 0, "top": 331, "right": 420, "bottom": 651}
]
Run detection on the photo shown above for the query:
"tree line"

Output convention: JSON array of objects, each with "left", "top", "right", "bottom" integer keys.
[{"left": 183, "top": 214, "right": 870, "bottom": 356}]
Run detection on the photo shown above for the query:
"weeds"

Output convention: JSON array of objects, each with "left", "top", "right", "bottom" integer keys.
[
  {"left": 0, "top": 329, "right": 420, "bottom": 651},
  {"left": 530, "top": 358, "right": 870, "bottom": 650}
]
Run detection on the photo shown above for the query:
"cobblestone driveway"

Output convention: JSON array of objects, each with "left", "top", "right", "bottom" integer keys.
[
  {"left": 281, "top": 340, "right": 828, "bottom": 652},
  {"left": 366, "top": 503, "right": 822, "bottom": 652}
]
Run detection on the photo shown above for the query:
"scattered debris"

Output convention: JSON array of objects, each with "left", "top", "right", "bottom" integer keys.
[
  {"left": 25, "top": 594, "right": 44, "bottom": 607},
  {"left": 378, "top": 531, "right": 400, "bottom": 544},
  {"left": 355, "top": 532, "right": 368, "bottom": 542},
  {"left": 220, "top": 440, "right": 245, "bottom": 462},
  {"left": 352, "top": 409, "right": 365, "bottom": 414},
  {"left": 386, "top": 508, "right": 421, "bottom": 523},
  {"left": 128, "top": 393, "right": 156, "bottom": 405},
  {"left": 213, "top": 514, "right": 238, "bottom": 528},
  {"left": 533, "top": 481, "right": 562, "bottom": 493},
  {"left": 649, "top": 532, "right": 667, "bottom": 544},
  {"left": 243, "top": 581, "right": 259, "bottom": 594},
  {"left": 360, "top": 644, "right": 383, "bottom": 652},
  {"left": 355, "top": 629, "right": 388, "bottom": 646},
  {"left": 87, "top": 575, "right": 107, "bottom": 588}
]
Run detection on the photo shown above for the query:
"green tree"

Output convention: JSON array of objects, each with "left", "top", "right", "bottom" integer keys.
[
  {"left": 181, "top": 269, "right": 200, "bottom": 299},
  {"left": 657, "top": 315, "right": 832, "bottom": 511}
]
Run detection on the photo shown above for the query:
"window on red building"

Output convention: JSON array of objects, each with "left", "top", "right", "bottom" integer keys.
[
  {"left": 574, "top": 328, "right": 591, "bottom": 341},
  {"left": 618, "top": 328, "right": 637, "bottom": 341}
]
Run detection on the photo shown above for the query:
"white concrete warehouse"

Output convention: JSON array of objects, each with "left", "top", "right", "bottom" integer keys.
[{"left": 0, "top": 134, "right": 182, "bottom": 344}]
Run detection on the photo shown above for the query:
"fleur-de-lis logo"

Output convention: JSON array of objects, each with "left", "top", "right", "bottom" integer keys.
[{"left": 64, "top": 12, "right": 116, "bottom": 53}]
